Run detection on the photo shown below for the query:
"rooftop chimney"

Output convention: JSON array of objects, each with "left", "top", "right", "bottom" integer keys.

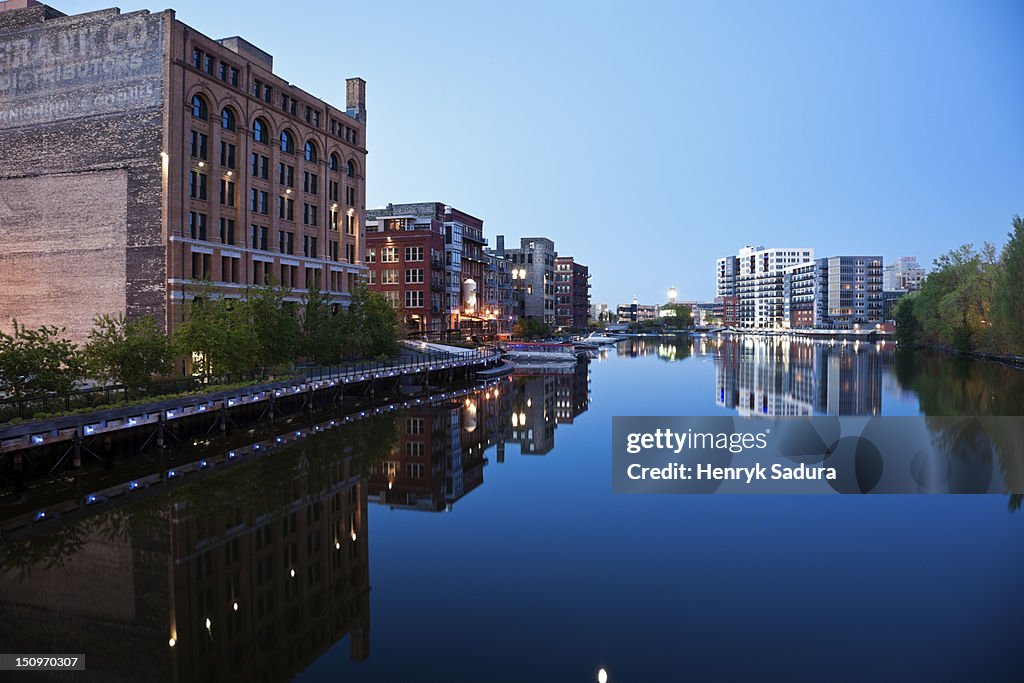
[{"left": 346, "top": 77, "right": 366, "bottom": 123}]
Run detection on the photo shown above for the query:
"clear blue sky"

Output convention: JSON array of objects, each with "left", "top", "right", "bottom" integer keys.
[{"left": 61, "top": 0, "right": 1024, "bottom": 304}]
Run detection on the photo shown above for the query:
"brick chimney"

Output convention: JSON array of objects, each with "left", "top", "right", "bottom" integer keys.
[{"left": 346, "top": 77, "right": 366, "bottom": 123}]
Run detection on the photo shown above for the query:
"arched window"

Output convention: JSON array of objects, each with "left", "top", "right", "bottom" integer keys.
[
  {"left": 304, "top": 141, "right": 317, "bottom": 163},
  {"left": 346, "top": 159, "right": 356, "bottom": 178},
  {"left": 221, "top": 107, "right": 236, "bottom": 131},
  {"left": 191, "top": 94, "right": 208, "bottom": 120},
  {"left": 329, "top": 153, "right": 340, "bottom": 172},
  {"left": 281, "top": 130, "right": 295, "bottom": 154},
  {"left": 252, "top": 117, "right": 268, "bottom": 144}
]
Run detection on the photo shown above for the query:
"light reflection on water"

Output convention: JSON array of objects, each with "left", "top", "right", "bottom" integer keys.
[{"left": 1, "top": 338, "right": 1023, "bottom": 682}]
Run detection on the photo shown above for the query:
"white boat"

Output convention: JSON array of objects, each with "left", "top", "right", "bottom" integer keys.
[
  {"left": 579, "top": 332, "right": 624, "bottom": 345},
  {"left": 501, "top": 342, "right": 580, "bottom": 362}
]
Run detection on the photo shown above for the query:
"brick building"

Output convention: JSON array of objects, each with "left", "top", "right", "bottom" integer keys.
[
  {"left": 365, "top": 205, "right": 446, "bottom": 335},
  {"left": 0, "top": 1, "right": 367, "bottom": 345},
  {"left": 554, "top": 256, "right": 590, "bottom": 330},
  {"left": 366, "top": 202, "right": 487, "bottom": 338}
]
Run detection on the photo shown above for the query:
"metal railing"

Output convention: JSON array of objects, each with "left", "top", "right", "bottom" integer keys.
[{"left": 0, "top": 349, "right": 500, "bottom": 424}]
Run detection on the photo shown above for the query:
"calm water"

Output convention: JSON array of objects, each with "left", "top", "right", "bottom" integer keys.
[{"left": 2, "top": 337, "right": 1023, "bottom": 682}]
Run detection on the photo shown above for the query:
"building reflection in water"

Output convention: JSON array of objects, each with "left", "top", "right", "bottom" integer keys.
[
  {"left": 711, "top": 336, "right": 891, "bottom": 416},
  {"left": 369, "top": 361, "right": 591, "bottom": 511},
  {"left": 0, "top": 423, "right": 377, "bottom": 683}
]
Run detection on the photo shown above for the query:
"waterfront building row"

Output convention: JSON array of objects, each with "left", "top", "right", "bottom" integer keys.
[
  {"left": 716, "top": 244, "right": 894, "bottom": 330},
  {"left": 365, "top": 209, "right": 592, "bottom": 338}
]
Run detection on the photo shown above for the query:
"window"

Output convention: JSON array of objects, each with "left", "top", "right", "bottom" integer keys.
[
  {"left": 279, "top": 163, "right": 294, "bottom": 187},
  {"left": 345, "top": 213, "right": 356, "bottom": 235},
  {"left": 220, "top": 218, "right": 235, "bottom": 245},
  {"left": 382, "top": 269, "right": 399, "bottom": 284},
  {"left": 329, "top": 153, "right": 340, "bottom": 172},
  {"left": 328, "top": 180, "right": 339, "bottom": 202},
  {"left": 192, "top": 250, "right": 211, "bottom": 280},
  {"left": 192, "top": 47, "right": 202, "bottom": 69},
  {"left": 191, "top": 94, "right": 208, "bottom": 120},
  {"left": 346, "top": 159, "right": 356, "bottom": 178},
  {"left": 219, "top": 179, "right": 235, "bottom": 206},
  {"left": 279, "top": 230, "right": 294, "bottom": 255},
  {"left": 204, "top": 54, "right": 214, "bottom": 75},
  {"left": 251, "top": 189, "right": 269, "bottom": 215},
  {"left": 278, "top": 197, "right": 294, "bottom": 221},
  {"left": 253, "top": 78, "right": 262, "bottom": 98},
  {"left": 190, "top": 171, "right": 207, "bottom": 200},
  {"left": 407, "top": 418, "right": 424, "bottom": 435},
  {"left": 405, "top": 246, "right": 423, "bottom": 262},
  {"left": 221, "top": 107, "right": 236, "bottom": 131},
  {"left": 406, "top": 441, "right": 425, "bottom": 456},
  {"left": 383, "top": 290, "right": 400, "bottom": 307},
  {"left": 405, "top": 268, "right": 424, "bottom": 284},
  {"left": 382, "top": 247, "right": 398, "bottom": 263},
  {"left": 303, "top": 235, "right": 318, "bottom": 258},
  {"left": 367, "top": 269, "right": 376, "bottom": 284},
  {"left": 251, "top": 224, "right": 268, "bottom": 251},
  {"left": 220, "top": 141, "right": 236, "bottom": 169},
  {"left": 263, "top": 84, "right": 272, "bottom": 103},
  {"left": 329, "top": 208, "right": 338, "bottom": 230},
  {"left": 252, "top": 118, "right": 268, "bottom": 144},
  {"left": 404, "top": 290, "right": 424, "bottom": 308},
  {"left": 229, "top": 67, "right": 239, "bottom": 87},
  {"left": 329, "top": 240, "right": 339, "bottom": 262},
  {"left": 251, "top": 153, "right": 269, "bottom": 179},
  {"left": 218, "top": 62, "right": 228, "bottom": 81},
  {"left": 346, "top": 243, "right": 355, "bottom": 263},
  {"left": 189, "top": 211, "right": 207, "bottom": 240},
  {"left": 280, "top": 130, "right": 295, "bottom": 154},
  {"left": 303, "top": 203, "right": 317, "bottom": 226},
  {"left": 190, "top": 131, "right": 207, "bottom": 159},
  {"left": 366, "top": 248, "right": 376, "bottom": 263},
  {"left": 304, "top": 141, "right": 317, "bottom": 163},
  {"left": 346, "top": 186, "right": 355, "bottom": 206},
  {"left": 303, "top": 172, "right": 318, "bottom": 195}
]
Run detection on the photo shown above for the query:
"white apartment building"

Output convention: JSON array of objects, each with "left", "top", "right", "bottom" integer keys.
[{"left": 719, "top": 245, "right": 814, "bottom": 328}]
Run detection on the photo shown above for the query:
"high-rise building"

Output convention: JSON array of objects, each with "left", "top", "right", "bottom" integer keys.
[
  {"left": 782, "top": 256, "right": 884, "bottom": 329},
  {"left": 554, "top": 256, "right": 590, "bottom": 330},
  {"left": 883, "top": 256, "right": 925, "bottom": 292},
  {"left": 718, "top": 246, "right": 814, "bottom": 328},
  {"left": 0, "top": 1, "right": 367, "bottom": 345}
]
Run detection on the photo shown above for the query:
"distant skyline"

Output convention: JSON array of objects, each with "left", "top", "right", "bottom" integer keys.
[{"left": 57, "top": 0, "right": 1024, "bottom": 305}]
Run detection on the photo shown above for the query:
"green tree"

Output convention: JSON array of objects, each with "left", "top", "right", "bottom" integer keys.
[
  {"left": 172, "top": 291, "right": 250, "bottom": 376},
  {"left": 300, "top": 285, "right": 342, "bottom": 364},
  {"left": 84, "top": 314, "right": 173, "bottom": 387},
  {"left": 912, "top": 244, "right": 999, "bottom": 352},
  {"left": 236, "top": 280, "right": 301, "bottom": 373},
  {"left": 893, "top": 294, "right": 921, "bottom": 346},
  {"left": 0, "top": 320, "right": 84, "bottom": 398},
  {"left": 513, "top": 318, "right": 552, "bottom": 340},
  {"left": 340, "top": 282, "right": 401, "bottom": 359},
  {"left": 661, "top": 303, "right": 694, "bottom": 329},
  {"left": 994, "top": 215, "right": 1024, "bottom": 354}
]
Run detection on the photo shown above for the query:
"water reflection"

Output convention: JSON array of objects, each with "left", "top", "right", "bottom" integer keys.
[
  {"left": 711, "top": 336, "right": 890, "bottom": 416},
  {"left": 368, "top": 362, "right": 591, "bottom": 510},
  {"left": 0, "top": 419, "right": 393, "bottom": 683}
]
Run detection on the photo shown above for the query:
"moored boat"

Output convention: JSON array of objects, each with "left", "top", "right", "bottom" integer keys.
[{"left": 500, "top": 342, "right": 580, "bottom": 362}]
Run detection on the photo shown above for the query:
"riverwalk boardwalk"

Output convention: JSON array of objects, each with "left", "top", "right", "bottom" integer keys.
[{"left": 0, "top": 348, "right": 501, "bottom": 458}]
